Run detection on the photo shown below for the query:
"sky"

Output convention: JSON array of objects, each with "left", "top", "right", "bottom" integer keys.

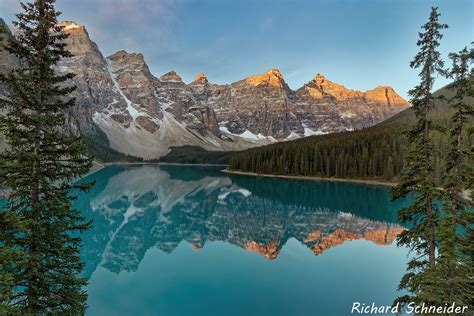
[{"left": 1, "top": 0, "right": 472, "bottom": 98}]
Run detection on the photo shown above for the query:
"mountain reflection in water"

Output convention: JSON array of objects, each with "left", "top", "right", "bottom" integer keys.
[{"left": 76, "top": 165, "right": 406, "bottom": 278}]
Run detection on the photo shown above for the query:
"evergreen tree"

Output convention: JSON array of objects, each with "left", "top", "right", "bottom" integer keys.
[
  {"left": 434, "top": 45, "right": 474, "bottom": 308},
  {"left": 0, "top": 0, "right": 93, "bottom": 314},
  {"left": 391, "top": 7, "right": 447, "bottom": 306},
  {"left": 443, "top": 46, "right": 474, "bottom": 224}
]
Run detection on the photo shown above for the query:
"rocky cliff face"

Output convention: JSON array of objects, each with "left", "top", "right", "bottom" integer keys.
[
  {"left": 295, "top": 74, "right": 410, "bottom": 133},
  {"left": 0, "top": 19, "right": 20, "bottom": 152},
  {"left": 0, "top": 19, "right": 20, "bottom": 94},
  {"left": 0, "top": 20, "right": 410, "bottom": 159},
  {"left": 209, "top": 69, "right": 303, "bottom": 139},
  {"left": 56, "top": 22, "right": 245, "bottom": 158},
  {"left": 56, "top": 21, "right": 128, "bottom": 135},
  {"left": 107, "top": 50, "right": 162, "bottom": 133}
]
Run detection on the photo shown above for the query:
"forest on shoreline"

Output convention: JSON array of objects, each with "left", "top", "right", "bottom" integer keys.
[{"left": 228, "top": 85, "right": 473, "bottom": 184}]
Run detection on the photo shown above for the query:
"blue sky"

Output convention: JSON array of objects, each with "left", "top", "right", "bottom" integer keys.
[{"left": 1, "top": 0, "right": 472, "bottom": 98}]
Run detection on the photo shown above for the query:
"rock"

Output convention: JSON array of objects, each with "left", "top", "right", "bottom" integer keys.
[
  {"left": 107, "top": 50, "right": 162, "bottom": 119},
  {"left": 365, "top": 86, "right": 410, "bottom": 106},
  {"left": 245, "top": 68, "right": 286, "bottom": 88},
  {"left": 191, "top": 73, "right": 208, "bottom": 84},
  {"left": 205, "top": 69, "right": 303, "bottom": 138},
  {"left": 295, "top": 74, "right": 410, "bottom": 133},
  {"left": 136, "top": 116, "right": 159, "bottom": 134},
  {"left": 56, "top": 21, "right": 131, "bottom": 135},
  {"left": 0, "top": 19, "right": 20, "bottom": 96}
]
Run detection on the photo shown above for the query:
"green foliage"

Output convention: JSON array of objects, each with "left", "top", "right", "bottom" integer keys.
[
  {"left": 158, "top": 145, "right": 233, "bottom": 164},
  {"left": 231, "top": 125, "right": 407, "bottom": 180},
  {"left": 432, "top": 45, "right": 474, "bottom": 309},
  {"left": 0, "top": 0, "right": 93, "bottom": 314},
  {"left": 392, "top": 7, "right": 448, "bottom": 306}
]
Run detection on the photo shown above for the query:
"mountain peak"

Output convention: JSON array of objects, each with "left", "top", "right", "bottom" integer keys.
[
  {"left": 107, "top": 50, "right": 151, "bottom": 78},
  {"left": 246, "top": 68, "right": 286, "bottom": 88},
  {"left": 59, "top": 20, "right": 85, "bottom": 32},
  {"left": 302, "top": 74, "right": 409, "bottom": 106},
  {"left": 108, "top": 50, "right": 144, "bottom": 61},
  {"left": 371, "top": 85, "right": 394, "bottom": 92},
  {"left": 266, "top": 68, "right": 282, "bottom": 76},
  {"left": 57, "top": 20, "right": 98, "bottom": 56},
  {"left": 159, "top": 71, "right": 183, "bottom": 82},
  {"left": 313, "top": 73, "right": 326, "bottom": 80},
  {"left": 192, "top": 73, "right": 208, "bottom": 84},
  {"left": 109, "top": 50, "right": 129, "bottom": 58},
  {"left": 307, "top": 73, "right": 352, "bottom": 98},
  {"left": 365, "top": 86, "right": 409, "bottom": 106}
]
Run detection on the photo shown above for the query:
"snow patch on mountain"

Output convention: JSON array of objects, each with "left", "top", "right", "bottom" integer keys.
[
  {"left": 219, "top": 124, "right": 278, "bottom": 143},
  {"left": 303, "top": 124, "right": 327, "bottom": 136},
  {"left": 106, "top": 59, "right": 141, "bottom": 120},
  {"left": 286, "top": 132, "right": 301, "bottom": 140}
]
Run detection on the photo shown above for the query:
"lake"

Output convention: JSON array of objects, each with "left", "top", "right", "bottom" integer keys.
[
  {"left": 0, "top": 165, "right": 410, "bottom": 315},
  {"left": 72, "top": 164, "right": 410, "bottom": 316}
]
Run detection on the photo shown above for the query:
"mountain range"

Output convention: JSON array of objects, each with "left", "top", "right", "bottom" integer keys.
[{"left": 0, "top": 19, "right": 410, "bottom": 159}]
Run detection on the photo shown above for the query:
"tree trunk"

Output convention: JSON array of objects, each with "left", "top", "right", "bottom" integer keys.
[
  {"left": 423, "top": 108, "right": 436, "bottom": 268},
  {"left": 27, "top": 140, "right": 41, "bottom": 313},
  {"left": 27, "top": 88, "right": 42, "bottom": 313},
  {"left": 427, "top": 196, "right": 436, "bottom": 268},
  {"left": 452, "top": 132, "right": 462, "bottom": 225},
  {"left": 451, "top": 191, "right": 457, "bottom": 225}
]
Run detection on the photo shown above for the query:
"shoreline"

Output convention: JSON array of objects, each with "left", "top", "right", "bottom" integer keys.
[
  {"left": 3, "top": 164, "right": 471, "bottom": 203},
  {"left": 157, "top": 162, "right": 229, "bottom": 167},
  {"left": 82, "top": 161, "right": 106, "bottom": 178},
  {"left": 80, "top": 161, "right": 228, "bottom": 178},
  {"left": 100, "top": 161, "right": 228, "bottom": 167},
  {"left": 222, "top": 169, "right": 397, "bottom": 187}
]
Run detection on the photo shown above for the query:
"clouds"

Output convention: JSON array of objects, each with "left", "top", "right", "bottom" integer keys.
[
  {"left": 0, "top": 0, "right": 471, "bottom": 97},
  {"left": 55, "top": 0, "right": 180, "bottom": 56},
  {"left": 1, "top": 0, "right": 180, "bottom": 55},
  {"left": 94, "top": 0, "right": 177, "bottom": 23}
]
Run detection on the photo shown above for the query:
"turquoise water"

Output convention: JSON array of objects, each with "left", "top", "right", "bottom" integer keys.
[{"left": 3, "top": 165, "right": 411, "bottom": 315}]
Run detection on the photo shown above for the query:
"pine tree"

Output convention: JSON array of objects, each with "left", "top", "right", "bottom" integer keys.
[
  {"left": 391, "top": 6, "right": 447, "bottom": 306},
  {"left": 0, "top": 0, "right": 93, "bottom": 314},
  {"left": 434, "top": 45, "right": 474, "bottom": 308},
  {"left": 443, "top": 46, "right": 474, "bottom": 224}
]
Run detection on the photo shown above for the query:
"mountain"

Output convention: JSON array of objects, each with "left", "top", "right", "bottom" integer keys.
[
  {"left": 0, "top": 20, "right": 410, "bottom": 160},
  {"left": 295, "top": 74, "right": 409, "bottom": 133},
  {"left": 0, "top": 18, "right": 19, "bottom": 153},
  {"left": 229, "top": 84, "right": 473, "bottom": 183},
  {"left": 0, "top": 19, "right": 19, "bottom": 78}
]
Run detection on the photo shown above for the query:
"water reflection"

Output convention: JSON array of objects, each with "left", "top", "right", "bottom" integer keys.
[{"left": 76, "top": 165, "right": 405, "bottom": 278}]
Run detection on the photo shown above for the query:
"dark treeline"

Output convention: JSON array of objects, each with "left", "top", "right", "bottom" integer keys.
[
  {"left": 157, "top": 145, "right": 233, "bottom": 164},
  {"left": 229, "top": 86, "right": 473, "bottom": 183},
  {"left": 231, "top": 125, "right": 406, "bottom": 181}
]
